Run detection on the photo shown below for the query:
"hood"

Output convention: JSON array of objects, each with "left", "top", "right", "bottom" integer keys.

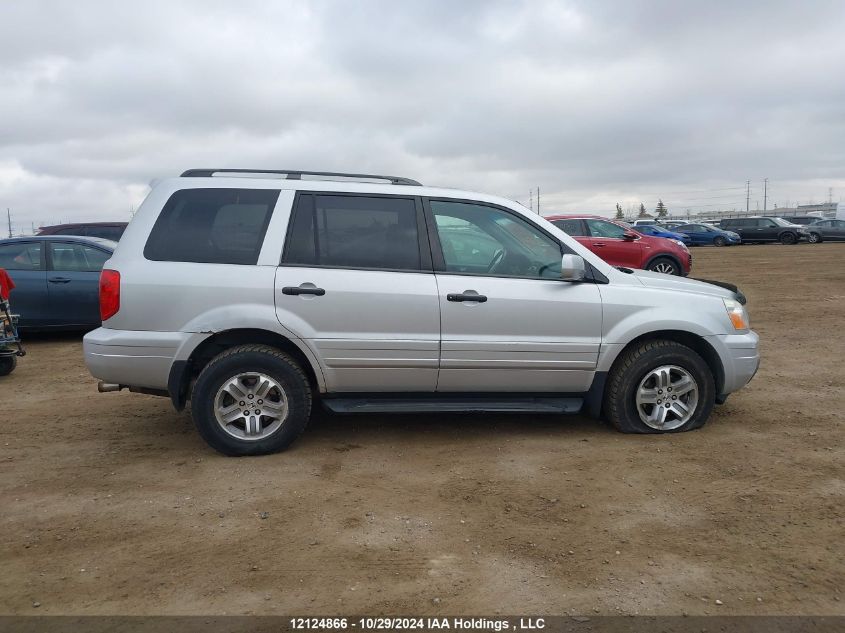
[{"left": 630, "top": 269, "right": 737, "bottom": 300}]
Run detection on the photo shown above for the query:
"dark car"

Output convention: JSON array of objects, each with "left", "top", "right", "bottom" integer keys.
[
  {"left": 781, "top": 215, "right": 825, "bottom": 226},
  {"left": 672, "top": 223, "right": 741, "bottom": 247},
  {"left": 719, "top": 217, "right": 806, "bottom": 245},
  {"left": 0, "top": 236, "right": 115, "bottom": 329},
  {"left": 805, "top": 219, "right": 845, "bottom": 243},
  {"left": 547, "top": 215, "right": 692, "bottom": 275},
  {"left": 37, "top": 222, "right": 128, "bottom": 241}
]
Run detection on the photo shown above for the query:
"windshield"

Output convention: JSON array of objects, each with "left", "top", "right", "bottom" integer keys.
[{"left": 772, "top": 217, "right": 797, "bottom": 227}]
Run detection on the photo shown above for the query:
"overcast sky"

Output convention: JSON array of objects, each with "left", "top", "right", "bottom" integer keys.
[{"left": 1, "top": 0, "right": 844, "bottom": 231}]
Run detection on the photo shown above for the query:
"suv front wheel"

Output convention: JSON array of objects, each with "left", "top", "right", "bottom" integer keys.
[
  {"left": 646, "top": 257, "right": 680, "bottom": 275},
  {"left": 604, "top": 340, "right": 715, "bottom": 433},
  {"left": 191, "top": 344, "right": 312, "bottom": 455}
]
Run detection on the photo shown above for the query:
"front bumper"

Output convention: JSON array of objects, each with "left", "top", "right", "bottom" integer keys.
[{"left": 707, "top": 330, "right": 760, "bottom": 396}]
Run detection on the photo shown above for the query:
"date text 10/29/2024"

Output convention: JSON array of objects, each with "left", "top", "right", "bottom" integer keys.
[{"left": 290, "top": 618, "right": 546, "bottom": 631}]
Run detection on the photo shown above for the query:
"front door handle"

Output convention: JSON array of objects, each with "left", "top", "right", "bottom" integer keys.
[
  {"left": 593, "top": 242, "right": 606, "bottom": 247},
  {"left": 447, "top": 292, "right": 487, "bottom": 303},
  {"left": 282, "top": 285, "right": 325, "bottom": 296},
  {"left": 48, "top": 277, "right": 72, "bottom": 284}
]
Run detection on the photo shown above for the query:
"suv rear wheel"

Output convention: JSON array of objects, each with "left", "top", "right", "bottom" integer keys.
[
  {"left": 604, "top": 340, "right": 715, "bottom": 434},
  {"left": 191, "top": 344, "right": 312, "bottom": 455},
  {"left": 646, "top": 257, "right": 680, "bottom": 275}
]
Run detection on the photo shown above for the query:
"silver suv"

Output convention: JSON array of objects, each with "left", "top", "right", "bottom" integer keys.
[{"left": 83, "top": 169, "right": 760, "bottom": 455}]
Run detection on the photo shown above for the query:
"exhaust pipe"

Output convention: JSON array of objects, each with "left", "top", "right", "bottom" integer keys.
[{"left": 98, "top": 381, "right": 124, "bottom": 393}]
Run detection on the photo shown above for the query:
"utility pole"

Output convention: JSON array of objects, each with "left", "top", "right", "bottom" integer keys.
[
  {"left": 529, "top": 190, "right": 533, "bottom": 212},
  {"left": 6, "top": 209, "right": 11, "bottom": 238},
  {"left": 763, "top": 178, "right": 768, "bottom": 212},
  {"left": 829, "top": 187, "right": 834, "bottom": 204},
  {"left": 746, "top": 180, "right": 750, "bottom": 213},
  {"left": 537, "top": 187, "right": 540, "bottom": 215}
]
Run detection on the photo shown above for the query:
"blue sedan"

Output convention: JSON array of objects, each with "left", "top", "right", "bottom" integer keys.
[
  {"left": 0, "top": 235, "right": 115, "bottom": 329},
  {"left": 633, "top": 224, "right": 692, "bottom": 246},
  {"left": 672, "top": 223, "right": 741, "bottom": 247}
]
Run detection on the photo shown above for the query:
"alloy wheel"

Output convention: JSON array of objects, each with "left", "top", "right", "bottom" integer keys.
[{"left": 635, "top": 365, "right": 699, "bottom": 430}]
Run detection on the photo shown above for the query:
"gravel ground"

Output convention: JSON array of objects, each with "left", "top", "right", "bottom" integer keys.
[{"left": 1, "top": 243, "right": 843, "bottom": 615}]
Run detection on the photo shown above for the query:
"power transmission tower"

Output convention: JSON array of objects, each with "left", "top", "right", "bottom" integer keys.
[
  {"left": 746, "top": 181, "right": 750, "bottom": 213},
  {"left": 763, "top": 178, "right": 768, "bottom": 211}
]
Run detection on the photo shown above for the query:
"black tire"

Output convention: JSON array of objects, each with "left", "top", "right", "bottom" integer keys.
[
  {"left": 646, "top": 257, "right": 681, "bottom": 276},
  {"left": 807, "top": 232, "right": 822, "bottom": 244},
  {"left": 603, "top": 340, "right": 715, "bottom": 434},
  {"left": 780, "top": 232, "right": 797, "bottom": 245},
  {"left": 191, "top": 344, "right": 312, "bottom": 456},
  {"left": 713, "top": 236, "right": 727, "bottom": 247},
  {"left": 0, "top": 355, "right": 16, "bottom": 376}
]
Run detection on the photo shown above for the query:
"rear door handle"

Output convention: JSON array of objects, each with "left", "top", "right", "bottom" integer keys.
[
  {"left": 447, "top": 292, "right": 487, "bottom": 303},
  {"left": 282, "top": 285, "right": 325, "bottom": 296},
  {"left": 48, "top": 277, "right": 72, "bottom": 284}
]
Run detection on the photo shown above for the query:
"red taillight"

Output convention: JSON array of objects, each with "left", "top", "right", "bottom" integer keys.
[{"left": 99, "top": 269, "right": 120, "bottom": 321}]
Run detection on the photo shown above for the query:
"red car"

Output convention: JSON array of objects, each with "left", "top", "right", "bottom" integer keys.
[{"left": 546, "top": 214, "right": 692, "bottom": 276}]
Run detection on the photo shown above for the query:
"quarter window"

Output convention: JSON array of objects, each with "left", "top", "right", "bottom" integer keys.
[
  {"left": 144, "top": 188, "right": 279, "bottom": 265},
  {"left": 431, "top": 200, "right": 562, "bottom": 279},
  {"left": 283, "top": 194, "right": 422, "bottom": 271}
]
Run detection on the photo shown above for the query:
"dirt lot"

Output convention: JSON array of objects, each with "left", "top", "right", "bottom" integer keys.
[{"left": 1, "top": 243, "right": 843, "bottom": 616}]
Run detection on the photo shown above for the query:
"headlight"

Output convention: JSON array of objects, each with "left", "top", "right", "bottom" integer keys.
[
  {"left": 723, "top": 298, "right": 749, "bottom": 330},
  {"left": 671, "top": 239, "right": 688, "bottom": 250}
]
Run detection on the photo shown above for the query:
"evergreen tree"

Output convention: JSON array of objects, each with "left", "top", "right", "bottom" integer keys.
[
  {"left": 615, "top": 203, "right": 624, "bottom": 219},
  {"left": 638, "top": 203, "right": 647, "bottom": 218},
  {"left": 655, "top": 199, "right": 668, "bottom": 217}
]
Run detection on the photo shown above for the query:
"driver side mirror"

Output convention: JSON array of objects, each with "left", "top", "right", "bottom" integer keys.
[
  {"left": 560, "top": 254, "right": 586, "bottom": 282},
  {"left": 622, "top": 231, "right": 639, "bottom": 241}
]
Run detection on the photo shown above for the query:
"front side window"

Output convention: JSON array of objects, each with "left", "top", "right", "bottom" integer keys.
[
  {"left": 431, "top": 200, "right": 561, "bottom": 279},
  {"left": 49, "top": 243, "right": 110, "bottom": 272},
  {"left": 283, "top": 194, "right": 421, "bottom": 271},
  {"left": 144, "top": 188, "right": 279, "bottom": 265},
  {"left": 586, "top": 219, "right": 627, "bottom": 239},
  {"left": 0, "top": 242, "right": 43, "bottom": 271}
]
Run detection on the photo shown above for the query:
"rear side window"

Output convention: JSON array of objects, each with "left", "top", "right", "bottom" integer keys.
[
  {"left": 283, "top": 194, "right": 422, "bottom": 271},
  {"left": 551, "top": 219, "right": 587, "bottom": 236},
  {"left": 144, "top": 188, "right": 279, "bottom": 265},
  {"left": 49, "top": 242, "right": 110, "bottom": 272}
]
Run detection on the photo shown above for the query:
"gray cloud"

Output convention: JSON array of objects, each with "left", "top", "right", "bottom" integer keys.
[{"left": 1, "top": 0, "right": 844, "bottom": 231}]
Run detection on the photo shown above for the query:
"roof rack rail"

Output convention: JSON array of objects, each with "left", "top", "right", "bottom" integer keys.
[{"left": 180, "top": 169, "right": 422, "bottom": 186}]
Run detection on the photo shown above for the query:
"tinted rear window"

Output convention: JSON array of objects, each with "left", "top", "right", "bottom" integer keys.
[
  {"left": 144, "top": 188, "right": 279, "bottom": 265},
  {"left": 283, "top": 194, "right": 421, "bottom": 271}
]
